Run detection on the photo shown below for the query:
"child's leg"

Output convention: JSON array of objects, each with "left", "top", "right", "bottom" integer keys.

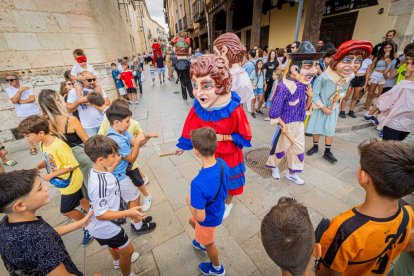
[
  {"left": 257, "top": 94, "right": 263, "bottom": 111},
  {"left": 225, "top": 195, "right": 233, "bottom": 204},
  {"left": 205, "top": 242, "right": 220, "bottom": 266},
  {"left": 75, "top": 82, "right": 84, "bottom": 99},
  {"left": 128, "top": 197, "right": 141, "bottom": 224},
  {"left": 115, "top": 243, "right": 134, "bottom": 276},
  {"left": 138, "top": 185, "right": 149, "bottom": 197},
  {"left": 61, "top": 189, "right": 86, "bottom": 221}
]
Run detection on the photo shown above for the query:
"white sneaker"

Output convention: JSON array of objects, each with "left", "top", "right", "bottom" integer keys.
[
  {"left": 271, "top": 167, "right": 280, "bottom": 179},
  {"left": 264, "top": 117, "right": 271, "bottom": 121},
  {"left": 114, "top": 251, "right": 139, "bottom": 270},
  {"left": 223, "top": 203, "right": 233, "bottom": 219},
  {"left": 142, "top": 194, "right": 152, "bottom": 212},
  {"left": 285, "top": 173, "right": 305, "bottom": 185},
  {"left": 143, "top": 176, "right": 150, "bottom": 185}
]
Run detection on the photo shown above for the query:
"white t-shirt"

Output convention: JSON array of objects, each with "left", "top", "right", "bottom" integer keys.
[
  {"left": 87, "top": 170, "right": 122, "bottom": 239},
  {"left": 70, "top": 64, "right": 98, "bottom": 77},
  {"left": 6, "top": 86, "right": 40, "bottom": 117},
  {"left": 357, "top": 58, "right": 373, "bottom": 74},
  {"left": 66, "top": 87, "right": 107, "bottom": 129}
]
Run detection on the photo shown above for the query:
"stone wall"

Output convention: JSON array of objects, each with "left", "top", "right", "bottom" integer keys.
[{"left": 0, "top": 0, "right": 143, "bottom": 142}]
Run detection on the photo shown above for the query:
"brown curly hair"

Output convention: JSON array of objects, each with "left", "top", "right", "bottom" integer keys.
[
  {"left": 190, "top": 54, "right": 232, "bottom": 95},
  {"left": 213, "top": 33, "right": 246, "bottom": 64}
]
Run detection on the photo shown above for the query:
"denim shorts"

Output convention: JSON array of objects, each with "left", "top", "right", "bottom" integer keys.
[
  {"left": 158, "top": 68, "right": 166, "bottom": 74},
  {"left": 254, "top": 88, "right": 264, "bottom": 95}
]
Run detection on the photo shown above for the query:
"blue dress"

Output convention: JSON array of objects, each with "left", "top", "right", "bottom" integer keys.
[{"left": 306, "top": 68, "right": 352, "bottom": 137}]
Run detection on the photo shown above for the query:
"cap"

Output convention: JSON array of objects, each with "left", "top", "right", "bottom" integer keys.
[
  {"left": 332, "top": 40, "right": 373, "bottom": 61},
  {"left": 289, "top": 41, "right": 325, "bottom": 61}
]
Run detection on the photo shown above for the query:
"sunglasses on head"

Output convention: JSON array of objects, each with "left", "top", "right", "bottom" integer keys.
[
  {"left": 85, "top": 78, "right": 96, "bottom": 82},
  {"left": 6, "top": 78, "right": 17, "bottom": 82}
]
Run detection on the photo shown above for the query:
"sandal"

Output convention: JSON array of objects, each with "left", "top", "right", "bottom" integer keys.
[
  {"left": 30, "top": 148, "right": 37, "bottom": 155},
  {"left": 4, "top": 160, "right": 17, "bottom": 166}
]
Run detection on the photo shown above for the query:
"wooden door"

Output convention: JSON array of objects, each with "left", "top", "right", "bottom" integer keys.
[{"left": 320, "top": 11, "right": 358, "bottom": 48}]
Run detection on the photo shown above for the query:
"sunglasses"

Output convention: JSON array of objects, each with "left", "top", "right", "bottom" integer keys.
[
  {"left": 6, "top": 79, "right": 17, "bottom": 82},
  {"left": 85, "top": 78, "right": 96, "bottom": 82}
]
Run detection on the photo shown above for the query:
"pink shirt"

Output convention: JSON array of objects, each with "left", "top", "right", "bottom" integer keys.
[{"left": 377, "top": 80, "right": 414, "bottom": 132}]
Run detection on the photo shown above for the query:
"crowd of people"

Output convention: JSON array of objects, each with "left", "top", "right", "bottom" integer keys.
[{"left": 0, "top": 29, "right": 413, "bottom": 276}]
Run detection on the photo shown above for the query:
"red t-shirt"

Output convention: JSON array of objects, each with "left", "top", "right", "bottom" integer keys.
[{"left": 120, "top": 70, "right": 134, "bottom": 88}]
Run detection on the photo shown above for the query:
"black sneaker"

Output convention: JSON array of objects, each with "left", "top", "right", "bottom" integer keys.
[
  {"left": 348, "top": 111, "right": 356, "bottom": 118},
  {"left": 339, "top": 111, "right": 346, "bottom": 118},
  {"left": 131, "top": 222, "right": 157, "bottom": 235},
  {"left": 113, "top": 218, "right": 126, "bottom": 226},
  {"left": 256, "top": 110, "right": 264, "bottom": 115},
  {"left": 323, "top": 152, "right": 338, "bottom": 163},
  {"left": 251, "top": 112, "right": 256, "bottom": 118},
  {"left": 130, "top": 216, "right": 152, "bottom": 228},
  {"left": 306, "top": 145, "right": 319, "bottom": 156}
]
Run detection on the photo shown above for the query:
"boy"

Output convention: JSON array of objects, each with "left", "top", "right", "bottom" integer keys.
[
  {"left": 70, "top": 49, "right": 102, "bottom": 100},
  {"left": 149, "top": 63, "right": 156, "bottom": 86},
  {"left": 18, "top": 115, "right": 94, "bottom": 246},
  {"left": 317, "top": 139, "right": 414, "bottom": 276},
  {"left": 155, "top": 53, "right": 166, "bottom": 84},
  {"left": 111, "top": 63, "right": 127, "bottom": 99},
  {"left": 85, "top": 136, "right": 148, "bottom": 276},
  {"left": 261, "top": 197, "right": 322, "bottom": 275},
  {"left": 186, "top": 127, "right": 228, "bottom": 275},
  {"left": 0, "top": 169, "right": 93, "bottom": 275},
  {"left": 120, "top": 62, "right": 138, "bottom": 105},
  {"left": 105, "top": 105, "right": 156, "bottom": 233},
  {"left": 98, "top": 98, "right": 158, "bottom": 212}
]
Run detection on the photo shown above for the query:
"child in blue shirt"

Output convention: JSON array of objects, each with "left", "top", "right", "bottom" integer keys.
[
  {"left": 249, "top": 59, "right": 265, "bottom": 118},
  {"left": 186, "top": 127, "right": 228, "bottom": 276}
]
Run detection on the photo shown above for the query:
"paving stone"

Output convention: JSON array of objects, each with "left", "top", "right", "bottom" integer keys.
[
  {"left": 153, "top": 232, "right": 201, "bottom": 276},
  {"left": 85, "top": 247, "right": 122, "bottom": 276},
  {"left": 159, "top": 176, "right": 189, "bottom": 210},
  {"left": 341, "top": 187, "right": 366, "bottom": 207},
  {"left": 176, "top": 159, "right": 201, "bottom": 182},
  {"left": 335, "top": 167, "right": 360, "bottom": 188},
  {"left": 145, "top": 178, "right": 167, "bottom": 207},
  {"left": 136, "top": 251, "right": 159, "bottom": 276},
  {"left": 241, "top": 233, "right": 281, "bottom": 275}
]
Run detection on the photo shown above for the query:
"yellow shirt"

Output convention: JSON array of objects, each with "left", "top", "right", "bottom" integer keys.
[
  {"left": 98, "top": 117, "right": 143, "bottom": 169},
  {"left": 40, "top": 138, "right": 83, "bottom": 195},
  {"left": 396, "top": 63, "right": 407, "bottom": 83}
]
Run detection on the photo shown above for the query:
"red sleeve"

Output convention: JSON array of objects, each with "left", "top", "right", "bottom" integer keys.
[
  {"left": 172, "top": 37, "right": 178, "bottom": 44},
  {"left": 234, "top": 106, "right": 252, "bottom": 141},
  {"left": 177, "top": 108, "right": 201, "bottom": 150},
  {"left": 185, "top": 38, "right": 191, "bottom": 45},
  {"left": 119, "top": 72, "right": 124, "bottom": 80}
]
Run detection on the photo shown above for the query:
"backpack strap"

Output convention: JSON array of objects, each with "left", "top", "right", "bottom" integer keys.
[{"left": 206, "top": 160, "right": 224, "bottom": 207}]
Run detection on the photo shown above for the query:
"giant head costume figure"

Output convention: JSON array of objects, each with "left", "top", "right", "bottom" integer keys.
[
  {"left": 173, "top": 31, "right": 191, "bottom": 57},
  {"left": 213, "top": 33, "right": 254, "bottom": 104}
]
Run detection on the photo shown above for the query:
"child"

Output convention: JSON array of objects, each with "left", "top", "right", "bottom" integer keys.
[
  {"left": 111, "top": 63, "right": 127, "bottom": 99},
  {"left": 18, "top": 115, "right": 94, "bottom": 247},
  {"left": 98, "top": 98, "right": 158, "bottom": 212},
  {"left": 249, "top": 59, "right": 265, "bottom": 118},
  {"left": 186, "top": 127, "right": 228, "bottom": 275},
  {"left": 261, "top": 197, "right": 322, "bottom": 275},
  {"left": 155, "top": 53, "right": 166, "bottom": 84},
  {"left": 0, "top": 169, "right": 92, "bottom": 275},
  {"left": 132, "top": 62, "right": 143, "bottom": 95},
  {"left": 264, "top": 70, "right": 279, "bottom": 120},
  {"left": 317, "top": 139, "right": 414, "bottom": 276},
  {"left": 70, "top": 48, "right": 102, "bottom": 101},
  {"left": 105, "top": 105, "right": 156, "bottom": 233},
  {"left": 84, "top": 136, "right": 147, "bottom": 276},
  {"left": 120, "top": 62, "right": 138, "bottom": 105},
  {"left": 395, "top": 49, "right": 414, "bottom": 83},
  {"left": 149, "top": 63, "right": 156, "bottom": 86}
]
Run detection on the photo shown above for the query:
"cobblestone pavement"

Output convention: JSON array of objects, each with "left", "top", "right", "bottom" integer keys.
[{"left": 1, "top": 68, "right": 413, "bottom": 276}]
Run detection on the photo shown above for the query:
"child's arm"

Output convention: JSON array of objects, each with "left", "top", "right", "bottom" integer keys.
[
  {"left": 305, "top": 85, "right": 313, "bottom": 111},
  {"left": 42, "top": 166, "right": 78, "bottom": 182},
  {"left": 123, "top": 135, "right": 144, "bottom": 163},
  {"left": 36, "top": 160, "right": 46, "bottom": 170},
  {"left": 97, "top": 206, "right": 147, "bottom": 221},
  {"left": 54, "top": 210, "right": 93, "bottom": 236},
  {"left": 47, "top": 263, "right": 77, "bottom": 276},
  {"left": 186, "top": 195, "right": 206, "bottom": 222},
  {"left": 139, "top": 132, "right": 159, "bottom": 147}
]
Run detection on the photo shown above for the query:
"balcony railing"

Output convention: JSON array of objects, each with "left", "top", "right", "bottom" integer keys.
[{"left": 192, "top": 1, "right": 205, "bottom": 23}]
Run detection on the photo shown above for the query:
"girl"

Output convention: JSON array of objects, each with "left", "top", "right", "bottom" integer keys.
[
  {"left": 365, "top": 41, "right": 396, "bottom": 110},
  {"left": 263, "top": 50, "right": 279, "bottom": 108},
  {"left": 59, "top": 80, "right": 79, "bottom": 120},
  {"left": 249, "top": 59, "right": 265, "bottom": 118},
  {"left": 264, "top": 70, "right": 279, "bottom": 121}
]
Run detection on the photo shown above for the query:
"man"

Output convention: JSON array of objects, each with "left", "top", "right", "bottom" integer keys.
[
  {"left": 5, "top": 73, "right": 39, "bottom": 155},
  {"left": 372, "top": 30, "right": 398, "bottom": 57},
  {"left": 242, "top": 49, "right": 258, "bottom": 112},
  {"left": 173, "top": 33, "right": 194, "bottom": 100},
  {"left": 316, "top": 40, "right": 324, "bottom": 51},
  {"left": 291, "top": 41, "right": 301, "bottom": 53},
  {"left": 66, "top": 71, "right": 110, "bottom": 137}
]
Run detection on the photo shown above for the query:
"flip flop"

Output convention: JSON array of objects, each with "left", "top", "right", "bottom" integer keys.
[{"left": 3, "top": 160, "right": 17, "bottom": 166}]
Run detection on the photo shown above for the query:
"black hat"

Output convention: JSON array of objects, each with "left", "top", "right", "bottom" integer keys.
[{"left": 289, "top": 41, "right": 325, "bottom": 61}]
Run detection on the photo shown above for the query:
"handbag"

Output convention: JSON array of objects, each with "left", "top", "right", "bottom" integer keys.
[{"left": 40, "top": 142, "right": 72, "bottom": 189}]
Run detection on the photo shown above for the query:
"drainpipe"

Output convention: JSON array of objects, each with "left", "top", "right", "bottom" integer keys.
[{"left": 294, "top": 0, "right": 304, "bottom": 41}]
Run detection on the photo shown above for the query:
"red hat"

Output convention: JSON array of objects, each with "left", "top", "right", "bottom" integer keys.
[{"left": 332, "top": 40, "right": 373, "bottom": 61}]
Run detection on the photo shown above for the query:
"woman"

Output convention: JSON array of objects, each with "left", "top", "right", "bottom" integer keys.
[
  {"left": 263, "top": 50, "right": 279, "bottom": 107},
  {"left": 249, "top": 59, "right": 265, "bottom": 118},
  {"left": 339, "top": 55, "right": 372, "bottom": 118},
  {"left": 38, "top": 89, "right": 92, "bottom": 198},
  {"left": 60, "top": 80, "right": 80, "bottom": 120},
  {"left": 365, "top": 41, "right": 396, "bottom": 110}
]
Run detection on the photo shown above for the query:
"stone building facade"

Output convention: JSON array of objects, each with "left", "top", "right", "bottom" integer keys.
[{"left": 0, "top": 0, "right": 144, "bottom": 142}]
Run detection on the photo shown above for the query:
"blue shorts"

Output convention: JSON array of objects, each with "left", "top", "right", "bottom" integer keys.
[
  {"left": 158, "top": 68, "right": 165, "bottom": 74},
  {"left": 254, "top": 88, "right": 264, "bottom": 95}
]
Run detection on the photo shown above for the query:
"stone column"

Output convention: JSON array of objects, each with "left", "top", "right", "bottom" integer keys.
[
  {"left": 208, "top": 13, "right": 215, "bottom": 51},
  {"left": 226, "top": 3, "right": 233, "bottom": 32}
]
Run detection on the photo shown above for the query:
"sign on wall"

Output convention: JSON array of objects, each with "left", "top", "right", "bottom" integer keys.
[{"left": 324, "top": 0, "right": 378, "bottom": 16}]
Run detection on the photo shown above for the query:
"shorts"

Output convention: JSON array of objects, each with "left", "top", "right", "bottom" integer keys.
[
  {"left": 158, "top": 68, "right": 165, "bottom": 74},
  {"left": 350, "top": 75, "right": 366, "bottom": 87},
  {"left": 126, "top": 87, "right": 137, "bottom": 94},
  {"left": 370, "top": 71, "right": 386, "bottom": 85},
  {"left": 126, "top": 168, "right": 145, "bottom": 187},
  {"left": 118, "top": 87, "right": 126, "bottom": 96},
  {"left": 119, "top": 176, "right": 140, "bottom": 203},
  {"left": 60, "top": 188, "right": 84, "bottom": 213},
  {"left": 95, "top": 228, "right": 130, "bottom": 250},
  {"left": 254, "top": 88, "right": 264, "bottom": 95},
  {"left": 190, "top": 216, "right": 216, "bottom": 245}
]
